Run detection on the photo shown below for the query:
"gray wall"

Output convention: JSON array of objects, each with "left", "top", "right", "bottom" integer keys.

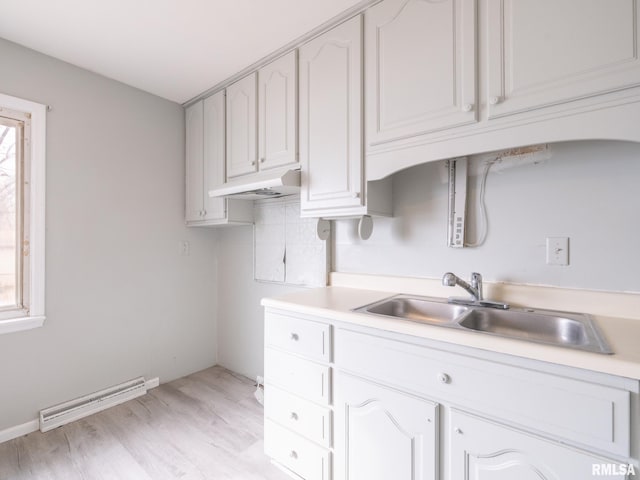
[
  {"left": 216, "top": 226, "right": 301, "bottom": 380},
  {"left": 0, "top": 38, "right": 219, "bottom": 431},
  {"left": 334, "top": 140, "right": 640, "bottom": 292}
]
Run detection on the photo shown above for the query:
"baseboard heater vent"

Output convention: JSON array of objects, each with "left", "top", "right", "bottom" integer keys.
[{"left": 39, "top": 377, "right": 147, "bottom": 432}]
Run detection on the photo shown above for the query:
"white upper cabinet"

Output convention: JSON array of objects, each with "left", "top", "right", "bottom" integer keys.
[
  {"left": 225, "top": 57, "right": 298, "bottom": 181},
  {"left": 202, "top": 91, "right": 227, "bottom": 221},
  {"left": 190, "top": 1, "right": 640, "bottom": 187},
  {"left": 185, "top": 97, "right": 253, "bottom": 227},
  {"left": 487, "top": 0, "right": 640, "bottom": 119},
  {"left": 185, "top": 101, "right": 205, "bottom": 223},
  {"left": 258, "top": 51, "right": 298, "bottom": 171},
  {"left": 226, "top": 73, "right": 258, "bottom": 178},
  {"left": 299, "top": 16, "right": 365, "bottom": 216},
  {"left": 365, "top": 0, "right": 477, "bottom": 150}
]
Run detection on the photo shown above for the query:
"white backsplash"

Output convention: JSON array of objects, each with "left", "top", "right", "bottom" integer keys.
[{"left": 254, "top": 199, "right": 329, "bottom": 287}]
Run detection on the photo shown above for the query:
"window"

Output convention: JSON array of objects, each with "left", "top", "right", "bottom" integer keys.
[
  {"left": 0, "top": 111, "right": 27, "bottom": 313},
  {"left": 0, "top": 93, "right": 46, "bottom": 334}
]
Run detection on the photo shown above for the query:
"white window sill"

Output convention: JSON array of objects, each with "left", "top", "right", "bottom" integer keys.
[{"left": 0, "top": 316, "right": 45, "bottom": 335}]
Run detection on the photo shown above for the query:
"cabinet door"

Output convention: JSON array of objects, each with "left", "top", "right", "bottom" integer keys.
[
  {"left": 185, "top": 100, "right": 204, "bottom": 223},
  {"left": 299, "top": 15, "right": 363, "bottom": 214},
  {"left": 258, "top": 51, "right": 298, "bottom": 171},
  {"left": 334, "top": 372, "right": 438, "bottom": 480},
  {"left": 365, "top": 0, "right": 476, "bottom": 149},
  {"left": 202, "top": 91, "right": 226, "bottom": 220},
  {"left": 226, "top": 73, "right": 257, "bottom": 178},
  {"left": 450, "top": 409, "right": 627, "bottom": 480},
  {"left": 487, "top": 0, "right": 640, "bottom": 119}
]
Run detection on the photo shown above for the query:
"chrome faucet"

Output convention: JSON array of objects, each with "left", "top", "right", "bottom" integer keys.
[
  {"left": 442, "top": 272, "right": 509, "bottom": 309},
  {"left": 442, "top": 272, "right": 483, "bottom": 301}
]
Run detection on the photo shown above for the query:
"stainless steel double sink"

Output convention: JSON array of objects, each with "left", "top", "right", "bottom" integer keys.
[{"left": 353, "top": 295, "right": 613, "bottom": 354}]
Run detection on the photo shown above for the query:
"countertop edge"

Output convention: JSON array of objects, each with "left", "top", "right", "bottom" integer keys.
[{"left": 261, "top": 288, "right": 640, "bottom": 382}]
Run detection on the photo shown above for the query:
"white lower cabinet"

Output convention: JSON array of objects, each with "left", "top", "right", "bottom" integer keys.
[
  {"left": 265, "top": 419, "right": 331, "bottom": 480},
  {"left": 450, "top": 409, "right": 627, "bottom": 480},
  {"left": 264, "top": 314, "right": 333, "bottom": 479},
  {"left": 264, "top": 311, "right": 331, "bottom": 363},
  {"left": 263, "top": 308, "right": 639, "bottom": 480},
  {"left": 264, "top": 348, "right": 330, "bottom": 406},
  {"left": 333, "top": 372, "right": 438, "bottom": 480},
  {"left": 265, "top": 385, "right": 332, "bottom": 448}
]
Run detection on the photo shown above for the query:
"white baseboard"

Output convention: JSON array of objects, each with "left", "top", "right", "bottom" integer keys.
[
  {"left": 145, "top": 377, "right": 160, "bottom": 389},
  {"left": 0, "top": 419, "right": 39, "bottom": 444},
  {"left": 0, "top": 376, "right": 160, "bottom": 445}
]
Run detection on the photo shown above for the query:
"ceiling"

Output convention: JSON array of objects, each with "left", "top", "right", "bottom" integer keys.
[{"left": 0, "top": 0, "right": 364, "bottom": 104}]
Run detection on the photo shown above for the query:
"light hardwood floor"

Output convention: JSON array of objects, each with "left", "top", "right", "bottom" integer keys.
[{"left": 0, "top": 366, "right": 290, "bottom": 480}]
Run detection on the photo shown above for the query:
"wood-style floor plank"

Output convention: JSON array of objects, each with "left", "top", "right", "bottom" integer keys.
[{"left": 0, "top": 366, "right": 290, "bottom": 480}]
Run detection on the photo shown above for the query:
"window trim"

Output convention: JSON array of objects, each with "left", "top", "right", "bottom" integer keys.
[{"left": 0, "top": 93, "right": 46, "bottom": 334}]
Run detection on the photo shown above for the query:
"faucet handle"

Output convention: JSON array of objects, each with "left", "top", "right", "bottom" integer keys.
[
  {"left": 442, "top": 272, "right": 457, "bottom": 286},
  {"left": 470, "top": 273, "right": 483, "bottom": 300}
]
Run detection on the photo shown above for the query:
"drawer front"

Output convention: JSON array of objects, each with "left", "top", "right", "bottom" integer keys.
[
  {"left": 265, "top": 385, "right": 332, "bottom": 447},
  {"left": 265, "top": 311, "right": 331, "bottom": 362},
  {"left": 265, "top": 419, "right": 331, "bottom": 480},
  {"left": 265, "top": 347, "right": 331, "bottom": 405},
  {"left": 335, "top": 328, "right": 630, "bottom": 457}
]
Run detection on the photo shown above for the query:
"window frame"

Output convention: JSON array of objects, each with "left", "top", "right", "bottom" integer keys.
[{"left": 0, "top": 93, "right": 46, "bottom": 334}]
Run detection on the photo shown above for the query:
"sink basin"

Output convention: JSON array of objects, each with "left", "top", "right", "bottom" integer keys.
[
  {"left": 458, "top": 308, "right": 613, "bottom": 354},
  {"left": 354, "top": 295, "right": 469, "bottom": 325},
  {"left": 353, "top": 295, "right": 613, "bottom": 354}
]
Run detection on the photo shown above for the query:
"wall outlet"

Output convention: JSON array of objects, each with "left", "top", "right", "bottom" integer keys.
[
  {"left": 179, "top": 240, "right": 190, "bottom": 256},
  {"left": 546, "top": 237, "right": 569, "bottom": 266}
]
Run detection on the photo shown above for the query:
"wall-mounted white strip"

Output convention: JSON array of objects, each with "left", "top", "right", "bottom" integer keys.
[{"left": 447, "top": 157, "right": 468, "bottom": 248}]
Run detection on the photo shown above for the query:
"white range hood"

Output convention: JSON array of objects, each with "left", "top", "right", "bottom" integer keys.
[{"left": 208, "top": 169, "right": 300, "bottom": 200}]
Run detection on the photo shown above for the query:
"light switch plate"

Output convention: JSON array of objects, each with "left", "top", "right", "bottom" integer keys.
[
  {"left": 546, "top": 237, "right": 569, "bottom": 266},
  {"left": 179, "top": 240, "right": 190, "bottom": 256}
]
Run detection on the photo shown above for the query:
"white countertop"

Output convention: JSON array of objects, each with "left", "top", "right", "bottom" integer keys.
[{"left": 262, "top": 284, "right": 640, "bottom": 381}]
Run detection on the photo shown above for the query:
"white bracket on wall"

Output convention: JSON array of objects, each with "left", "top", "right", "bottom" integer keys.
[
  {"left": 358, "top": 215, "right": 374, "bottom": 240},
  {"left": 316, "top": 218, "right": 331, "bottom": 240},
  {"left": 316, "top": 216, "right": 373, "bottom": 241},
  {"left": 447, "top": 157, "right": 468, "bottom": 248}
]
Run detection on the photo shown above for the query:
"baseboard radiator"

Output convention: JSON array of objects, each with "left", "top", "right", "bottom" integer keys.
[{"left": 39, "top": 377, "right": 147, "bottom": 432}]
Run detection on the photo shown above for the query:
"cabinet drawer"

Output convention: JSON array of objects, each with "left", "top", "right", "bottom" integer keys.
[
  {"left": 265, "top": 419, "right": 331, "bottom": 480},
  {"left": 335, "top": 328, "right": 630, "bottom": 457},
  {"left": 265, "top": 312, "right": 331, "bottom": 362},
  {"left": 265, "top": 385, "right": 332, "bottom": 447},
  {"left": 265, "top": 347, "right": 331, "bottom": 405}
]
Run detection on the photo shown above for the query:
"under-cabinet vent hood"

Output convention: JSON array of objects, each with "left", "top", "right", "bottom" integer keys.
[{"left": 208, "top": 169, "right": 300, "bottom": 200}]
